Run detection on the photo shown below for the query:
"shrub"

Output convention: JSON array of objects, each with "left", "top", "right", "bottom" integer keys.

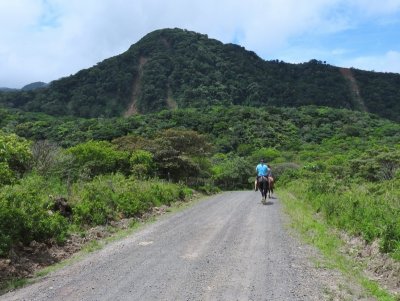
[
  {"left": 0, "top": 175, "right": 68, "bottom": 256},
  {"left": 0, "top": 132, "right": 32, "bottom": 185},
  {"left": 0, "top": 162, "right": 14, "bottom": 186},
  {"left": 130, "top": 149, "right": 154, "bottom": 179},
  {"left": 270, "top": 162, "right": 300, "bottom": 180},
  {"left": 31, "top": 140, "right": 62, "bottom": 177},
  {"left": 66, "top": 140, "right": 130, "bottom": 180},
  {"left": 72, "top": 174, "right": 192, "bottom": 227},
  {"left": 350, "top": 147, "right": 400, "bottom": 181},
  {"left": 211, "top": 154, "right": 252, "bottom": 189}
]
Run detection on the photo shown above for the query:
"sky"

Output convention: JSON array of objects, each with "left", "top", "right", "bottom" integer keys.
[{"left": 1, "top": 0, "right": 400, "bottom": 88}]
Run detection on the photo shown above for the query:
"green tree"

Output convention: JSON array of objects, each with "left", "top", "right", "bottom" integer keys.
[
  {"left": 211, "top": 153, "right": 252, "bottom": 189},
  {"left": 0, "top": 131, "right": 32, "bottom": 185},
  {"left": 250, "top": 147, "right": 281, "bottom": 164}
]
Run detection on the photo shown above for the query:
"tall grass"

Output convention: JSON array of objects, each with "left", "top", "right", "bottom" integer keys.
[
  {"left": 279, "top": 188, "right": 397, "bottom": 301},
  {"left": 285, "top": 176, "right": 400, "bottom": 260}
]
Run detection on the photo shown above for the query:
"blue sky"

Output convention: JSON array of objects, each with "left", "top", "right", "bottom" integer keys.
[{"left": 1, "top": 0, "right": 400, "bottom": 88}]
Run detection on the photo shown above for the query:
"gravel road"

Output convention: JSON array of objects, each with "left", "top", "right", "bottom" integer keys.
[{"left": 2, "top": 191, "right": 346, "bottom": 301}]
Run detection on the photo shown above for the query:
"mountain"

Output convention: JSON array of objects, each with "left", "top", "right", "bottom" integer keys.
[
  {"left": 21, "top": 81, "right": 48, "bottom": 91},
  {"left": 0, "top": 28, "right": 399, "bottom": 121}
]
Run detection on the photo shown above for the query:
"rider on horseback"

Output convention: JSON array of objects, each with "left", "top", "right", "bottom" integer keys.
[{"left": 255, "top": 159, "right": 269, "bottom": 191}]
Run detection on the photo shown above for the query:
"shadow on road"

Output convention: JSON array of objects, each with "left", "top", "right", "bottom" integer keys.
[{"left": 260, "top": 200, "right": 274, "bottom": 206}]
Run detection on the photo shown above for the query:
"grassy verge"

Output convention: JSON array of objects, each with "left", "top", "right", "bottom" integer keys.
[{"left": 278, "top": 187, "right": 397, "bottom": 301}]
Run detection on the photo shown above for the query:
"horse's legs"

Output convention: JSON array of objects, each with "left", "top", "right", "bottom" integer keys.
[
  {"left": 263, "top": 180, "right": 267, "bottom": 200},
  {"left": 267, "top": 179, "right": 273, "bottom": 198},
  {"left": 258, "top": 181, "right": 264, "bottom": 198}
]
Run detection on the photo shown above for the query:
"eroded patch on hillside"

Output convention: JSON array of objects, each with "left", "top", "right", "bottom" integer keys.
[
  {"left": 166, "top": 87, "right": 177, "bottom": 109},
  {"left": 124, "top": 56, "right": 148, "bottom": 117},
  {"left": 161, "top": 37, "right": 171, "bottom": 49},
  {"left": 340, "top": 68, "right": 368, "bottom": 112}
]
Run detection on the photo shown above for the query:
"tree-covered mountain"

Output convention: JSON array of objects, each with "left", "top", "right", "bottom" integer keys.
[{"left": 0, "top": 28, "right": 399, "bottom": 121}]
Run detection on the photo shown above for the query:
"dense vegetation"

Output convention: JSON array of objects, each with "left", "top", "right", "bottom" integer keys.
[
  {"left": 1, "top": 104, "right": 399, "bottom": 261},
  {"left": 0, "top": 125, "right": 197, "bottom": 255},
  {"left": 0, "top": 28, "right": 399, "bottom": 121}
]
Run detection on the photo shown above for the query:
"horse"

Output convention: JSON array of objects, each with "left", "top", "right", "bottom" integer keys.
[
  {"left": 257, "top": 176, "right": 270, "bottom": 203},
  {"left": 267, "top": 176, "right": 274, "bottom": 198}
]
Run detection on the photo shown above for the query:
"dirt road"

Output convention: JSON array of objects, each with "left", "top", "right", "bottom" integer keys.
[{"left": 2, "top": 191, "right": 342, "bottom": 300}]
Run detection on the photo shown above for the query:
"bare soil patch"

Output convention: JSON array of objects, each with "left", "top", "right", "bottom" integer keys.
[{"left": 340, "top": 232, "right": 400, "bottom": 298}]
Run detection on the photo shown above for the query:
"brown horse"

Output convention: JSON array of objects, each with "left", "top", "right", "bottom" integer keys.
[
  {"left": 267, "top": 176, "right": 274, "bottom": 198},
  {"left": 257, "top": 176, "right": 270, "bottom": 203}
]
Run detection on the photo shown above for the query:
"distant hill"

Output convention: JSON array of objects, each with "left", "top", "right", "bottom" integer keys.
[
  {"left": 0, "top": 82, "right": 47, "bottom": 92},
  {"left": 0, "top": 87, "right": 18, "bottom": 92},
  {"left": 21, "top": 81, "right": 48, "bottom": 91},
  {"left": 0, "top": 28, "right": 399, "bottom": 121}
]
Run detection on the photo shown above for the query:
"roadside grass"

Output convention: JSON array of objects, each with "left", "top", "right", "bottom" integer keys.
[
  {"left": 278, "top": 188, "right": 397, "bottom": 301},
  {"left": 0, "top": 278, "right": 29, "bottom": 296},
  {"left": 0, "top": 192, "right": 205, "bottom": 295}
]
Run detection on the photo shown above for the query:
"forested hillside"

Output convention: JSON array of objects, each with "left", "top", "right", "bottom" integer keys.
[
  {"left": 1, "top": 102, "right": 399, "bottom": 296},
  {"left": 0, "top": 28, "right": 399, "bottom": 121}
]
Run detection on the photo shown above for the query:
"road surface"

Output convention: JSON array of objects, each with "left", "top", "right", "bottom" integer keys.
[{"left": 2, "top": 191, "right": 336, "bottom": 301}]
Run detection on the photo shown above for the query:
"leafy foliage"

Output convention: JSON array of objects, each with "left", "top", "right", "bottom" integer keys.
[
  {"left": 211, "top": 153, "right": 253, "bottom": 189},
  {"left": 0, "top": 131, "right": 32, "bottom": 185},
  {"left": 72, "top": 174, "right": 190, "bottom": 226},
  {"left": 129, "top": 149, "right": 154, "bottom": 179},
  {"left": 0, "top": 175, "right": 68, "bottom": 256},
  {"left": 65, "top": 140, "right": 130, "bottom": 180},
  {"left": 0, "top": 172, "right": 192, "bottom": 256},
  {"left": 0, "top": 99, "right": 399, "bottom": 260}
]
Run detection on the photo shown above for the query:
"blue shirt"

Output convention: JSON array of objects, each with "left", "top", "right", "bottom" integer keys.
[{"left": 256, "top": 163, "right": 269, "bottom": 176}]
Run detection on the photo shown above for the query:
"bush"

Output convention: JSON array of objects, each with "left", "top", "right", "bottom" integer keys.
[
  {"left": 0, "top": 175, "right": 68, "bottom": 256},
  {"left": 0, "top": 132, "right": 32, "bottom": 185},
  {"left": 31, "top": 140, "right": 62, "bottom": 177},
  {"left": 270, "top": 162, "right": 300, "bottom": 180},
  {"left": 72, "top": 174, "right": 192, "bottom": 226},
  {"left": 130, "top": 149, "right": 154, "bottom": 179},
  {"left": 211, "top": 153, "right": 252, "bottom": 189},
  {"left": 0, "top": 162, "right": 14, "bottom": 186},
  {"left": 66, "top": 140, "right": 130, "bottom": 180},
  {"left": 350, "top": 147, "right": 400, "bottom": 181}
]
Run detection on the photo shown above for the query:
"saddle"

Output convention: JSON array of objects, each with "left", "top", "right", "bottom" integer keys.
[{"left": 257, "top": 176, "right": 268, "bottom": 183}]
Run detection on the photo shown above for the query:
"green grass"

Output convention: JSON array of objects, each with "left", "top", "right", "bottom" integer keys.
[
  {"left": 0, "top": 278, "right": 29, "bottom": 295},
  {"left": 278, "top": 187, "right": 397, "bottom": 301}
]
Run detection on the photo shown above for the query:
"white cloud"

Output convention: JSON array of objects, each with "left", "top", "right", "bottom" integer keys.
[
  {"left": 0, "top": 0, "right": 399, "bottom": 88},
  {"left": 340, "top": 50, "right": 400, "bottom": 73},
  {"left": 350, "top": 0, "right": 400, "bottom": 16}
]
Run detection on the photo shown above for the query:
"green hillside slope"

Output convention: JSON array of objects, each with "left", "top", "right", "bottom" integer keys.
[{"left": 0, "top": 28, "right": 399, "bottom": 121}]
